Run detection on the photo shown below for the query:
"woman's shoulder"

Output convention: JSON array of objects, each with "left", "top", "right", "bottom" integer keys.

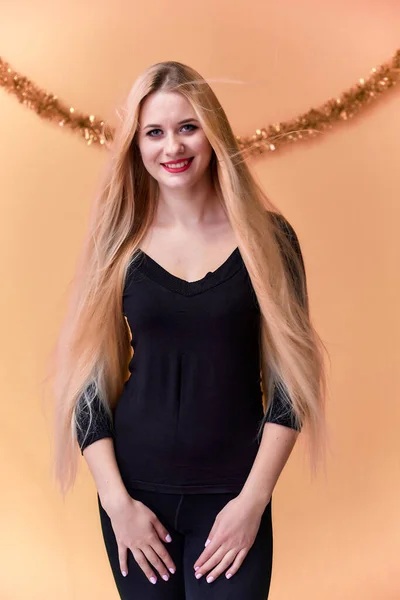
[
  {"left": 268, "top": 211, "right": 296, "bottom": 236},
  {"left": 268, "top": 212, "right": 302, "bottom": 257}
]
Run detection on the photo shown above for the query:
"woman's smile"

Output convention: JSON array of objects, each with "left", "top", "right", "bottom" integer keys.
[{"left": 161, "top": 157, "right": 194, "bottom": 173}]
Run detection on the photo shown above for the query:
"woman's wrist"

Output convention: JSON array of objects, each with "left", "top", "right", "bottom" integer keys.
[
  {"left": 238, "top": 486, "right": 272, "bottom": 515},
  {"left": 100, "top": 487, "right": 132, "bottom": 516}
]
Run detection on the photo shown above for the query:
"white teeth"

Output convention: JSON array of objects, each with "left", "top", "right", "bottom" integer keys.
[{"left": 164, "top": 159, "right": 190, "bottom": 169}]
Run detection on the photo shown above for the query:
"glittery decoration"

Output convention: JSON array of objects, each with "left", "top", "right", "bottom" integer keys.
[
  {"left": 1, "top": 50, "right": 400, "bottom": 152},
  {"left": 0, "top": 57, "right": 113, "bottom": 147},
  {"left": 237, "top": 49, "right": 400, "bottom": 156}
]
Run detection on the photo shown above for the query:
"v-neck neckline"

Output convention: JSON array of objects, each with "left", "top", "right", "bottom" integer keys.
[{"left": 135, "top": 246, "right": 243, "bottom": 296}]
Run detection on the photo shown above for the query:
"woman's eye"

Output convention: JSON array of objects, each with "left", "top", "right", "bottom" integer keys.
[
  {"left": 146, "top": 124, "right": 197, "bottom": 137},
  {"left": 181, "top": 124, "right": 197, "bottom": 132},
  {"left": 147, "top": 128, "right": 162, "bottom": 137}
]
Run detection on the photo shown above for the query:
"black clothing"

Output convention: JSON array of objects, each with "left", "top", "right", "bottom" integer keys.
[
  {"left": 97, "top": 488, "right": 273, "bottom": 599},
  {"left": 76, "top": 213, "right": 307, "bottom": 494}
]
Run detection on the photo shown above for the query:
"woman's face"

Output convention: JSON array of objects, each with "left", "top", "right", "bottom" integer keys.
[{"left": 136, "top": 91, "right": 214, "bottom": 191}]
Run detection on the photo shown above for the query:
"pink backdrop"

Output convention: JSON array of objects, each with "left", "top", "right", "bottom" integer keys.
[{"left": 0, "top": 1, "right": 399, "bottom": 598}]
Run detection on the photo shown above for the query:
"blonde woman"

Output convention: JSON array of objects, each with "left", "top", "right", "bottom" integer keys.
[{"left": 51, "top": 61, "right": 328, "bottom": 599}]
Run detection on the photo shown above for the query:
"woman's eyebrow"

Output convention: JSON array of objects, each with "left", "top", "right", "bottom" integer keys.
[{"left": 141, "top": 118, "right": 199, "bottom": 129}]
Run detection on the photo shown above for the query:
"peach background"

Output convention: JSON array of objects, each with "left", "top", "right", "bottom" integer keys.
[{"left": 1, "top": 1, "right": 399, "bottom": 599}]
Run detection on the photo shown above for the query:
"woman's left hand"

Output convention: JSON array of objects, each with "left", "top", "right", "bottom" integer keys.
[{"left": 192, "top": 494, "right": 269, "bottom": 583}]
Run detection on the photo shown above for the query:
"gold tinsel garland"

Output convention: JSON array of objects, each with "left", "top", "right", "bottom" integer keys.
[{"left": 1, "top": 51, "right": 400, "bottom": 154}]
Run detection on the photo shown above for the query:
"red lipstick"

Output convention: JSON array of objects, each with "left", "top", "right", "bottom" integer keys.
[{"left": 161, "top": 157, "right": 194, "bottom": 173}]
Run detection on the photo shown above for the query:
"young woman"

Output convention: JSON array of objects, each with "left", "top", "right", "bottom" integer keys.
[{"left": 51, "top": 60, "right": 328, "bottom": 599}]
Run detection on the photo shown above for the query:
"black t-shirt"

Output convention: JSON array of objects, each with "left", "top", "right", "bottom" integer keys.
[{"left": 76, "top": 213, "right": 306, "bottom": 494}]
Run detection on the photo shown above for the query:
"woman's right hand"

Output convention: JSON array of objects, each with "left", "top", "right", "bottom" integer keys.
[{"left": 107, "top": 496, "right": 176, "bottom": 584}]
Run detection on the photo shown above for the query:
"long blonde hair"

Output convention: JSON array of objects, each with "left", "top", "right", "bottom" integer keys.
[{"left": 48, "top": 61, "right": 330, "bottom": 496}]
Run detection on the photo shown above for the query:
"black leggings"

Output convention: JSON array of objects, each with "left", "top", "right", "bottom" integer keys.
[{"left": 97, "top": 488, "right": 273, "bottom": 599}]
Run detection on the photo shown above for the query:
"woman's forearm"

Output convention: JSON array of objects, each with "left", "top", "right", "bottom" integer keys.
[
  {"left": 239, "top": 423, "right": 299, "bottom": 513},
  {"left": 83, "top": 437, "right": 131, "bottom": 514}
]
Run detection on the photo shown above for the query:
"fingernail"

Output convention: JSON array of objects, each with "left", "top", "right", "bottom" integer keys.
[
  {"left": 207, "top": 576, "right": 214, "bottom": 583},
  {"left": 194, "top": 566, "right": 199, "bottom": 571},
  {"left": 226, "top": 573, "right": 232, "bottom": 579},
  {"left": 122, "top": 571, "right": 127, "bottom": 577},
  {"left": 162, "top": 575, "right": 169, "bottom": 581},
  {"left": 150, "top": 577, "right": 157, "bottom": 584},
  {"left": 169, "top": 567, "right": 175, "bottom": 574},
  {"left": 165, "top": 534, "right": 172, "bottom": 542},
  {"left": 195, "top": 572, "right": 202, "bottom": 579},
  {"left": 205, "top": 539, "right": 211, "bottom": 547}
]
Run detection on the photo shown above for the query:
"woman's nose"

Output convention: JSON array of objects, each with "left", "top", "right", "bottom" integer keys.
[{"left": 165, "top": 133, "right": 184, "bottom": 155}]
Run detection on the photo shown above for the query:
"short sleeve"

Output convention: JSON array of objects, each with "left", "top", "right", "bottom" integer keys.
[
  {"left": 75, "top": 384, "right": 114, "bottom": 455},
  {"left": 263, "top": 383, "right": 303, "bottom": 431},
  {"left": 263, "top": 213, "right": 308, "bottom": 432}
]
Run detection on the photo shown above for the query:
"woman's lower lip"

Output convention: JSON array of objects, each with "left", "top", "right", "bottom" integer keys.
[{"left": 161, "top": 158, "right": 194, "bottom": 173}]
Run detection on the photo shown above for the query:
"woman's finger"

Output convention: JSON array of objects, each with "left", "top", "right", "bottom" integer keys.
[
  {"left": 151, "top": 516, "right": 173, "bottom": 544},
  {"left": 117, "top": 543, "right": 129, "bottom": 577},
  {"left": 194, "top": 545, "right": 229, "bottom": 579},
  {"left": 131, "top": 547, "right": 158, "bottom": 585},
  {"left": 224, "top": 547, "right": 249, "bottom": 579},
  {"left": 151, "top": 538, "right": 177, "bottom": 575},
  {"left": 202, "top": 548, "right": 238, "bottom": 583},
  {"left": 141, "top": 544, "right": 171, "bottom": 581}
]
